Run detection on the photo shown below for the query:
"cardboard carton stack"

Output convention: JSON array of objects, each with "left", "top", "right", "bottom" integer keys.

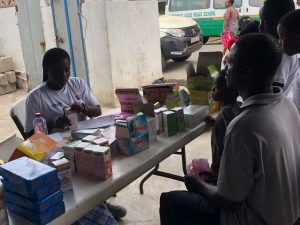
[
  {"left": 0, "top": 157, "right": 65, "bottom": 225},
  {"left": 0, "top": 57, "right": 17, "bottom": 96}
]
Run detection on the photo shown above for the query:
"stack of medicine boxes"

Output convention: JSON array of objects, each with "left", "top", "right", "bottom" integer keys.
[{"left": 0, "top": 157, "right": 65, "bottom": 225}]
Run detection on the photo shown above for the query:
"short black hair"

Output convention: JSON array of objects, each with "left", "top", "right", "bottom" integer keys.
[
  {"left": 239, "top": 20, "right": 259, "bottom": 36},
  {"left": 279, "top": 9, "right": 300, "bottom": 35},
  {"left": 42, "top": 48, "right": 70, "bottom": 82},
  {"left": 262, "top": 0, "right": 295, "bottom": 26},
  {"left": 216, "top": 69, "right": 238, "bottom": 103},
  {"left": 234, "top": 33, "right": 282, "bottom": 82},
  {"left": 230, "top": 0, "right": 234, "bottom": 5}
]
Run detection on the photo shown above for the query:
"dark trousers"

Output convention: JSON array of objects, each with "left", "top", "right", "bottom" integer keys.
[{"left": 160, "top": 191, "right": 220, "bottom": 225}]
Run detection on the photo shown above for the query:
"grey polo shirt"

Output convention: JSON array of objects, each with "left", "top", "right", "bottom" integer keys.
[{"left": 218, "top": 87, "right": 300, "bottom": 225}]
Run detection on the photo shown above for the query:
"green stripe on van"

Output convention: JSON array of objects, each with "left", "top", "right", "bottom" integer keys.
[{"left": 195, "top": 16, "right": 260, "bottom": 37}]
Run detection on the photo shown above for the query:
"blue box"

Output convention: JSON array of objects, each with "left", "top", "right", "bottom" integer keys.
[
  {"left": 4, "top": 190, "right": 63, "bottom": 213},
  {"left": 0, "top": 157, "right": 59, "bottom": 193},
  {"left": 2, "top": 179, "right": 61, "bottom": 201},
  {"left": 6, "top": 201, "right": 65, "bottom": 225}
]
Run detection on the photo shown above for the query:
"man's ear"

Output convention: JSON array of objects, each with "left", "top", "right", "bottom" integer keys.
[
  {"left": 240, "top": 65, "right": 252, "bottom": 81},
  {"left": 293, "top": 33, "right": 300, "bottom": 44}
]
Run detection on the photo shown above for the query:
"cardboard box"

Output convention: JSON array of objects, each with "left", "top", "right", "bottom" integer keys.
[
  {"left": 10, "top": 133, "right": 57, "bottom": 162},
  {"left": 0, "top": 83, "right": 16, "bottom": 96},
  {"left": 0, "top": 74, "right": 8, "bottom": 86},
  {"left": 2, "top": 179, "right": 61, "bottom": 202},
  {"left": 171, "top": 107, "right": 185, "bottom": 132},
  {"left": 147, "top": 117, "right": 157, "bottom": 142},
  {"left": 82, "top": 135, "right": 99, "bottom": 143},
  {"left": 163, "top": 111, "right": 177, "bottom": 137},
  {"left": 57, "top": 169, "right": 73, "bottom": 192},
  {"left": 75, "top": 145, "right": 112, "bottom": 180},
  {"left": 189, "top": 90, "right": 211, "bottom": 105},
  {"left": 0, "top": 57, "right": 13, "bottom": 73},
  {"left": 92, "top": 137, "right": 109, "bottom": 146},
  {"left": 184, "top": 105, "right": 208, "bottom": 129},
  {"left": 5, "top": 71, "right": 16, "bottom": 83},
  {"left": 115, "top": 113, "right": 148, "bottom": 139},
  {"left": 142, "top": 83, "right": 175, "bottom": 104},
  {"left": 0, "top": 157, "right": 59, "bottom": 194},
  {"left": 117, "top": 134, "right": 150, "bottom": 156},
  {"left": 4, "top": 190, "right": 63, "bottom": 213},
  {"left": 115, "top": 88, "right": 143, "bottom": 114},
  {"left": 6, "top": 201, "right": 65, "bottom": 225},
  {"left": 73, "top": 129, "right": 101, "bottom": 140}
]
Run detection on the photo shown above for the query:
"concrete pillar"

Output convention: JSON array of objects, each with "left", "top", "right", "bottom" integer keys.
[{"left": 82, "top": 0, "right": 162, "bottom": 107}]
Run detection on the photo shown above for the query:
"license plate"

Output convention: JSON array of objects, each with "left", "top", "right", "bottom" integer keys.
[{"left": 191, "top": 36, "right": 200, "bottom": 43}]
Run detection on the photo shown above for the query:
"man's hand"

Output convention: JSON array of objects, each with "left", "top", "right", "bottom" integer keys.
[
  {"left": 204, "top": 115, "right": 216, "bottom": 127},
  {"left": 185, "top": 175, "right": 204, "bottom": 193},
  {"left": 70, "top": 102, "right": 85, "bottom": 113},
  {"left": 55, "top": 116, "right": 71, "bottom": 129}
]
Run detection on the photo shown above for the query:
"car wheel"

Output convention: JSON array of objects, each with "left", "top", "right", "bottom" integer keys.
[
  {"left": 172, "top": 54, "right": 191, "bottom": 62},
  {"left": 161, "top": 53, "right": 167, "bottom": 71},
  {"left": 203, "top": 36, "right": 209, "bottom": 44}
]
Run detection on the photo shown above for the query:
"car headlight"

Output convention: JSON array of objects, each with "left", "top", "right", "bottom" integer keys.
[{"left": 160, "top": 28, "right": 185, "bottom": 37}]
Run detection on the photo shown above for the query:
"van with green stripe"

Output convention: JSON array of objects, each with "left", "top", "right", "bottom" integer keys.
[{"left": 165, "top": 0, "right": 264, "bottom": 43}]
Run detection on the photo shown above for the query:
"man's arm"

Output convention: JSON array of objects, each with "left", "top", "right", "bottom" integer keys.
[
  {"left": 70, "top": 102, "right": 101, "bottom": 118},
  {"left": 272, "top": 82, "right": 284, "bottom": 88},
  {"left": 223, "top": 9, "right": 231, "bottom": 32}
]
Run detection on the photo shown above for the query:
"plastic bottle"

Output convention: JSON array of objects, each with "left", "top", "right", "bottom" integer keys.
[{"left": 33, "top": 113, "right": 48, "bottom": 135}]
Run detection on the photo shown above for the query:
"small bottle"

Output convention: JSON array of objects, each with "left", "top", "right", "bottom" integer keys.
[{"left": 33, "top": 113, "right": 48, "bottom": 135}]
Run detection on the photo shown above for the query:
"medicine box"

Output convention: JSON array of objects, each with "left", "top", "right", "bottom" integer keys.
[
  {"left": 73, "top": 129, "right": 101, "bottom": 140},
  {"left": 6, "top": 201, "right": 65, "bottom": 225},
  {"left": 63, "top": 140, "right": 80, "bottom": 161},
  {"left": 2, "top": 178, "right": 61, "bottom": 202},
  {"left": 154, "top": 107, "right": 167, "bottom": 135},
  {"left": 147, "top": 117, "right": 157, "bottom": 143},
  {"left": 4, "top": 190, "right": 63, "bottom": 213},
  {"left": 10, "top": 133, "right": 57, "bottom": 162},
  {"left": 183, "top": 105, "right": 209, "bottom": 129},
  {"left": 163, "top": 111, "right": 177, "bottom": 137},
  {"left": 117, "top": 133, "right": 150, "bottom": 156},
  {"left": 82, "top": 135, "right": 99, "bottom": 143},
  {"left": 0, "top": 157, "right": 59, "bottom": 193},
  {"left": 171, "top": 107, "right": 185, "bottom": 132},
  {"left": 75, "top": 145, "right": 112, "bottom": 180}
]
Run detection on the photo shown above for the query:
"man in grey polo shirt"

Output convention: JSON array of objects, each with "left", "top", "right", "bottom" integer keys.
[{"left": 160, "top": 34, "right": 300, "bottom": 225}]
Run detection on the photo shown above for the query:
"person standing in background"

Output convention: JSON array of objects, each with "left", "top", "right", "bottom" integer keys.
[{"left": 221, "top": 0, "right": 240, "bottom": 55}]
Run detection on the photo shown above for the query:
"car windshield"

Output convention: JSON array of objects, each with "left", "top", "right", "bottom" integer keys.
[{"left": 169, "top": 0, "right": 210, "bottom": 12}]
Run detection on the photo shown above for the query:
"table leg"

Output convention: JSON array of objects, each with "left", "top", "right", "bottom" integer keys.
[
  {"left": 139, "top": 164, "right": 160, "bottom": 194},
  {"left": 139, "top": 146, "right": 188, "bottom": 194}
]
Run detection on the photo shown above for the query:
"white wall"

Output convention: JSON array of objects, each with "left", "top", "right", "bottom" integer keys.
[
  {"left": 0, "top": 7, "right": 25, "bottom": 72},
  {"left": 83, "top": 0, "right": 162, "bottom": 107}
]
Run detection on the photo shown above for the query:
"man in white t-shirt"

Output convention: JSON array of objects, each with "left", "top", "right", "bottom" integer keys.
[
  {"left": 24, "top": 48, "right": 127, "bottom": 221},
  {"left": 278, "top": 10, "right": 300, "bottom": 113},
  {"left": 259, "top": 0, "right": 300, "bottom": 100},
  {"left": 24, "top": 49, "right": 101, "bottom": 136},
  {"left": 160, "top": 34, "right": 300, "bottom": 225}
]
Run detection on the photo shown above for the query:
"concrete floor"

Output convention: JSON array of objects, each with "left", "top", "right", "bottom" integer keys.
[{"left": 0, "top": 42, "right": 222, "bottom": 225}]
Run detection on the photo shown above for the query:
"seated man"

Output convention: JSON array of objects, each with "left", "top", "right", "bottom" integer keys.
[
  {"left": 24, "top": 48, "right": 126, "bottom": 221},
  {"left": 160, "top": 34, "right": 300, "bottom": 225},
  {"left": 206, "top": 69, "right": 239, "bottom": 181},
  {"left": 278, "top": 9, "right": 300, "bottom": 112},
  {"left": 24, "top": 48, "right": 101, "bottom": 136},
  {"left": 259, "top": 0, "right": 298, "bottom": 99}
]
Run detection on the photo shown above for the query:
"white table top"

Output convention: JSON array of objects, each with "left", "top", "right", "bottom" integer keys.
[{"left": 4, "top": 123, "right": 207, "bottom": 225}]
